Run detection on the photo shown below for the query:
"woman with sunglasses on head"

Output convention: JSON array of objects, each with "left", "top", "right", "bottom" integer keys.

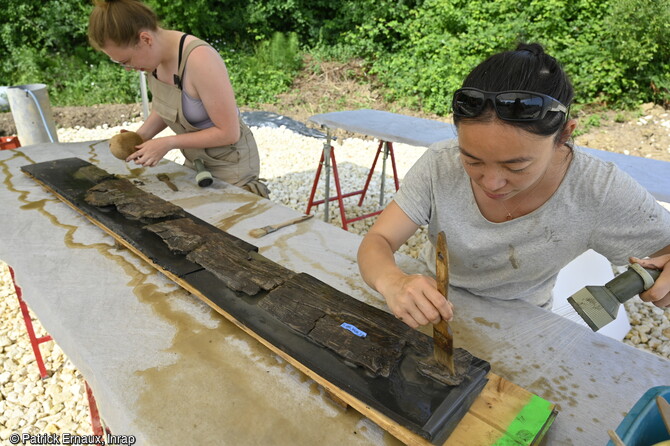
[
  {"left": 358, "top": 43, "right": 670, "bottom": 329},
  {"left": 88, "top": 0, "right": 269, "bottom": 197}
]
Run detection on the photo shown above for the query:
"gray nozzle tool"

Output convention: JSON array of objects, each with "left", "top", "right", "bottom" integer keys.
[
  {"left": 567, "top": 264, "right": 661, "bottom": 331},
  {"left": 194, "top": 158, "right": 213, "bottom": 187}
]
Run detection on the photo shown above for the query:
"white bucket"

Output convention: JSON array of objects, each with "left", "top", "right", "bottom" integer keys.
[{"left": 6, "top": 84, "right": 59, "bottom": 146}]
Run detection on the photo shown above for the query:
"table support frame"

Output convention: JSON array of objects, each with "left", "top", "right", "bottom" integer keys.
[
  {"left": 8, "top": 265, "right": 107, "bottom": 437},
  {"left": 306, "top": 135, "right": 399, "bottom": 230}
]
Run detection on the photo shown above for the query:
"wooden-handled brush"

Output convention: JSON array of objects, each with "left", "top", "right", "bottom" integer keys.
[
  {"left": 658, "top": 395, "right": 670, "bottom": 436},
  {"left": 248, "top": 214, "right": 313, "bottom": 238},
  {"left": 434, "top": 231, "right": 455, "bottom": 375}
]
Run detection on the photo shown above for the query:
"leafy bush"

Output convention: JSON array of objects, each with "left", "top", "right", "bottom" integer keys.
[
  {"left": 148, "top": 0, "right": 336, "bottom": 47},
  {"left": 49, "top": 58, "right": 141, "bottom": 106},
  {"left": 0, "top": 0, "right": 667, "bottom": 111},
  {"left": 227, "top": 32, "right": 303, "bottom": 106},
  {"left": 600, "top": 0, "right": 670, "bottom": 106},
  {"left": 0, "top": 0, "right": 138, "bottom": 105},
  {"left": 148, "top": 0, "right": 246, "bottom": 45},
  {"left": 342, "top": 0, "right": 670, "bottom": 113}
]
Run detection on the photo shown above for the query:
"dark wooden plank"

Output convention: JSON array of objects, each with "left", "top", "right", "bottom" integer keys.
[
  {"left": 73, "top": 164, "right": 116, "bottom": 183},
  {"left": 85, "top": 178, "right": 186, "bottom": 221},
  {"left": 144, "top": 217, "right": 219, "bottom": 254},
  {"left": 188, "top": 270, "right": 490, "bottom": 444},
  {"left": 20, "top": 158, "right": 492, "bottom": 445},
  {"left": 20, "top": 158, "right": 257, "bottom": 278},
  {"left": 187, "top": 244, "right": 293, "bottom": 295},
  {"left": 417, "top": 351, "right": 474, "bottom": 386},
  {"left": 309, "top": 314, "right": 404, "bottom": 378},
  {"left": 144, "top": 218, "right": 290, "bottom": 294},
  {"left": 260, "top": 273, "right": 416, "bottom": 377},
  {"left": 260, "top": 269, "right": 429, "bottom": 349}
]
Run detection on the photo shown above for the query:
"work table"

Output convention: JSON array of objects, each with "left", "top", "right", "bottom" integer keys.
[{"left": 0, "top": 140, "right": 668, "bottom": 445}]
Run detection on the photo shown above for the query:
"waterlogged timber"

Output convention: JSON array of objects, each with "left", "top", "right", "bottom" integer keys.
[{"left": 22, "top": 157, "right": 556, "bottom": 445}]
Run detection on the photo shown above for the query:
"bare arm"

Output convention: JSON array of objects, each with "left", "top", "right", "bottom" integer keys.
[
  {"left": 134, "top": 109, "right": 167, "bottom": 141},
  {"left": 128, "top": 45, "right": 242, "bottom": 166},
  {"left": 358, "top": 201, "right": 453, "bottom": 328},
  {"left": 631, "top": 243, "right": 670, "bottom": 308}
]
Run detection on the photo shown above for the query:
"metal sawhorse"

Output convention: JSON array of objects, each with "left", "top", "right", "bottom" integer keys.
[{"left": 305, "top": 109, "right": 457, "bottom": 230}]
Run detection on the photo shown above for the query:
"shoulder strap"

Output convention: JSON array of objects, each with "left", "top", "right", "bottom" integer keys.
[
  {"left": 174, "top": 35, "right": 211, "bottom": 91},
  {"left": 173, "top": 33, "right": 189, "bottom": 89},
  {"left": 174, "top": 38, "right": 211, "bottom": 90}
]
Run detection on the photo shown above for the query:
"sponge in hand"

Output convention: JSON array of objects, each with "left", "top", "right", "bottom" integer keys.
[{"left": 109, "top": 132, "right": 143, "bottom": 160}]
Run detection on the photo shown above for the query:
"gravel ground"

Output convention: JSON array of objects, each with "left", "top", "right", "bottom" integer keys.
[{"left": 1, "top": 120, "right": 669, "bottom": 441}]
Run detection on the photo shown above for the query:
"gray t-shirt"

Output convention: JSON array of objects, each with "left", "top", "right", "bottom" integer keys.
[{"left": 394, "top": 141, "right": 670, "bottom": 306}]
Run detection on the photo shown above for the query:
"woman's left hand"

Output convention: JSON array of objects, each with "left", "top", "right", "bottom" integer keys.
[
  {"left": 126, "top": 136, "right": 174, "bottom": 167},
  {"left": 630, "top": 254, "right": 670, "bottom": 308}
]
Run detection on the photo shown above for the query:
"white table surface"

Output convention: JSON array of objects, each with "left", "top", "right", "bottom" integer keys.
[
  {"left": 1, "top": 140, "right": 668, "bottom": 445},
  {"left": 309, "top": 109, "right": 457, "bottom": 149}
]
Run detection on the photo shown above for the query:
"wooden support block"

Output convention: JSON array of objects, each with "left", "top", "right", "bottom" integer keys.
[{"left": 446, "top": 374, "right": 557, "bottom": 445}]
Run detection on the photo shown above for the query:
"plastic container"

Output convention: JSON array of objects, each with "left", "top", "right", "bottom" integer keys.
[
  {"left": 607, "top": 386, "right": 670, "bottom": 446},
  {"left": 0, "top": 136, "right": 21, "bottom": 150}
]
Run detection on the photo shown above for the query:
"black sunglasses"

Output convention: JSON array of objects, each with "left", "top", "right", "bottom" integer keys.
[{"left": 452, "top": 88, "right": 568, "bottom": 121}]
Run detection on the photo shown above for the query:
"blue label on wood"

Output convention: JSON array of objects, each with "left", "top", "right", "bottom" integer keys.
[{"left": 340, "top": 323, "right": 367, "bottom": 338}]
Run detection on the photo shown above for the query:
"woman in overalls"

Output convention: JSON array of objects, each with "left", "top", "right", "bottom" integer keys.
[{"left": 88, "top": 0, "right": 269, "bottom": 197}]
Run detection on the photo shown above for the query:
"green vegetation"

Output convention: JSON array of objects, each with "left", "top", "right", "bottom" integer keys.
[
  {"left": 1, "top": 0, "right": 668, "bottom": 113},
  {"left": 228, "top": 32, "right": 303, "bottom": 106},
  {"left": 343, "top": 0, "right": 670, "bottom": 114},
  {"left": 0, "top": 1, "right": 140, "bottom": 105}
]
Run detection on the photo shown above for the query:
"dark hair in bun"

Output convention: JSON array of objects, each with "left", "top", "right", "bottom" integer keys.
[
  {"left": 454, "top": 42, "right": 574, "bottom": 141},
  {"left": 88, "top": 0, "right": 158, "bottom": 50}
]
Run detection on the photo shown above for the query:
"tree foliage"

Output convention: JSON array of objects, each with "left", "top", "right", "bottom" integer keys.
[
  {"left": 344, "top": 0, "right": 670, "bottom": 114},
  {"left": 0, "top": 0, "right": 667, "bottom": 111},
  {"left": 0, "top": 0, "right": 139, "bottom": 105}
]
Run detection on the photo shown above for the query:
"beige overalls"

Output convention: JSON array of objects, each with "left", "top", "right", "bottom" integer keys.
[{"left": 147, "top": 38, "right": 268, "bottom": 196}]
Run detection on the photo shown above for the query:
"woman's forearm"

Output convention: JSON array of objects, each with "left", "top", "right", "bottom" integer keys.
[
  {"left": 136, "top": 110, "right": 167, "bottom": 141},
  {"left": 164, "top": 123, "right": 240, "bottom": 151},
  {"left": 358, "top": 233, "right": 407, "bottom": 294}
]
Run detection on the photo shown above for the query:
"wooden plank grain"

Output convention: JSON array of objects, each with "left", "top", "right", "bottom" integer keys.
[
  {"left": 259, "top": 273, "right": 419, "bottom": 377},
  {"left": 450, "top": 375, "right": 557, "bottom": 445}
]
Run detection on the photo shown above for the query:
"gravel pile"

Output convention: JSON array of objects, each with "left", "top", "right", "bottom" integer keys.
[{"left": 1, "top": 120, "right": 668, "bottom": 440}]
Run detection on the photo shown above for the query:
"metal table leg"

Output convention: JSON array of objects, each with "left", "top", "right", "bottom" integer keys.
[
  {"left": 380, "top": 141, "right": 389, "bottom": 206},
  {"left": 323, "top": 131, "right": 332, "bottom": 222}
]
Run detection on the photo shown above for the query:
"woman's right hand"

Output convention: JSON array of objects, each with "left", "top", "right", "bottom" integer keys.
[
  {"left": 631, "top": 254, "right": 670, "bottom": 308},
  {"left": 378, "top": 272, "right": 454, "bottom": 329},
  {"left": 357, "top": 201, "right": 453, "bottom": 329}
]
